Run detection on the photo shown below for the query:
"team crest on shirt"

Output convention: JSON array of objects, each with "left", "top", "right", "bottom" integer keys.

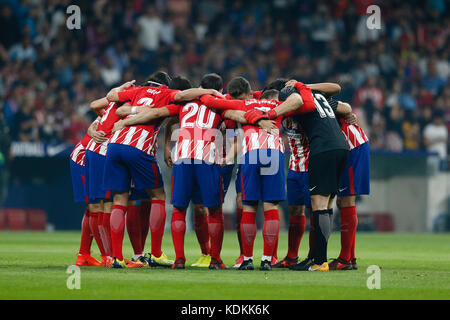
[{"left": 283, "top": 117, "right": 303, "bottom": 139}]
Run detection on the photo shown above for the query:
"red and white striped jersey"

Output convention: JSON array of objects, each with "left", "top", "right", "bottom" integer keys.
[
  {"left": 86, "top": 137, "right": 108, "bottom": 156},
  {"left": 70, "top": 134, "right": 91, "bottom": 166},
  {"left": 201, "top": 96, "right": 285, "bottom": 155},
  {"left": 339, "top": 118, "right": 369, "bottom": 150},
  {"left": 109, "top": 125, "right": 162, "bottom": 156},
  {"left": 167, "top": 99, "right": 224, "bottom": 164},
  {"left": 87, "top": 101, "right": 122, "bottom": 156},
  {"left": 240, "top": 125, "right": 285, "bottom": 155},
  {"left": 110, "top": 86, "right": 179, "bottom": 156},
  {"left": 238, "top": 100, "right": 285, "bottom": 154},
  {"left": 282, "top": 117, "right": 310, "bottom": 172}
]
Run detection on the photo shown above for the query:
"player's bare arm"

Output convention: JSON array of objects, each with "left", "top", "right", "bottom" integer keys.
[
  {"left": 258, "top": 119, "right": 278, "bottom": 131},
  {"left": 113, "top": 106, "right": 171, "bottom": 132},
  {"left": 173, "top": 88, "right": 222, "bottom": 102},
  {"left": 202, "top": 95, "right": 276, "bottom": 130},
  {"left": 344, "top": 113, "right": 358, "bottom": 125},
  {"left": 86, "top": 117, "right": 100, "bottom": 137},
  {"left": 335, "top": 101, "right": 352, "bottom": 116},
  {"left": 223, "top": 137, "right": 237, "bottom": 166},
  {"left": 306, "top": 83, "right": 341, "bottom": 97},
  {"left": 115, "top": 103, "right": 145, "bottom": 118},
  {"left": 224, "top": 109, "right": 276, "bottom": 131},
  {"left": 90, "top": 97, "right": 109, "bottom": 117},
  {"left": 287, "top": 80, "right": 341, "bottom": 94},
  {"left": 223, "top": 110, "right": 247, "bottom": 124},
  {"left": 164, "top": 117, "right": 178, "bottom": 168},
  {"left": 271, "top": 92, "right": 304, "bottom": 118},
  {"left": 106, "top": 80, "right": 136, "bottom": 102},
  {"left": 87, "top": 117, "right": 108, "bottom": 144}
]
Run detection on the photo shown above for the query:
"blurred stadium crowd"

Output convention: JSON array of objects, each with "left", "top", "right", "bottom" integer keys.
[{"left": 0, "top": 0, "right": 448, "bottom": 162}]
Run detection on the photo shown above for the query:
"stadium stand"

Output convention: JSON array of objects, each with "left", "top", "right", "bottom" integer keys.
[{"left": 0, "top": 0, "right": 447, "bottom": 157}]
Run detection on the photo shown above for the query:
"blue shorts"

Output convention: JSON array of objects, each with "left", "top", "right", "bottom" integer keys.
[
  {"left": 85, "top": 150, "right": 110, "bottom": 202},
  {"left": 235, "top": 165, "right": 242, "bottom": 194},
  {"left": 238, "top": 149, "right": 286, "bottom": 205},
  {"left": 103, "top": 143, "right": 164, "bottom": 193},
  {"left": 287, "top": 170, "right": 311, "bottom": 207},
  {"left": 191, "top": 188, "right": 203, "bottom": 205},
  {"left": 129, "top": 188, "right": 150, "bottom": 201},
  {"left": 338, "top": 142, "right": 370, "bottom": 196},
  {"left": 220, "top": 164, "right": 235, "bottom": 197},
  {"left": 171, "top": 160, "right": 223, "bottom": 208},
  {"left": 69, "top": 160, "right": 87, "bottom": 203}
]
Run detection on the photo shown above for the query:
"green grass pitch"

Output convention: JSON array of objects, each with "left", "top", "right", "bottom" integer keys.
[{"left": 0, "top": 231, "right": 449, "bottom": 300}]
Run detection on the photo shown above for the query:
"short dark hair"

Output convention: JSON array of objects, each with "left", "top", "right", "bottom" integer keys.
[
  {"left": 200, "top": 73, "right": 223, "bottom": 91},
  {"left": 227, "top": 77, "right": 251, "bottom": 98},
  {"left": 278, "top": 86, "right": 299, "bottom": 101},
  {"left": 262, "top": 78, "right": 288, "bottom": 93},
  {"left": 260, "top": 89, "right": 279, "bottom": 100},
  {"left": 170, "top": 76, "right": 192, "bottom": 90},
  {"left": 143, "top": 70, "right": 172, "bottom": 87}
]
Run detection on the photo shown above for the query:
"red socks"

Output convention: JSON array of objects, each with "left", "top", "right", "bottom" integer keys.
[
  {"left": 287, "top": 214, "right": 306, "bottom": 259},
  {"left": 102, "top": 212, "right": 112, "bottom": 257},
  {"left": 208, "top": 207, "right": 224, "bottom": 261},
  {"left": 126, "top": 204, "right": 143, "bottom": 255},
  {"left": 262, "top": 209, "right": 280, "bottom": 257},
  {"left": 194, "top": 211, "right": 210, "bottom": 255},
  {"left": 240, "top": 211, "right": 257, "bottom": 257},
  {"left": 339, "top": 206, "right": 358, "bottom": 262},
  {"left": 97, "top": 212, "right": 106, "bottom": 255},
  {"left": 171, "top": 207, "right": 187, "bottom": 261},
  {"left": 79, "top": 209, "right": 93, "bottom": 255},
  {"left": 236, "top": 208, "right": 243, "bottom": 255},
  {"left": 88, "top": 211, "right": 106, "bottom": 257},
  {"left": 140, "top": 200, "right": 151, "bottom": 250},
  {"left": 110, "top": 205, "right": 126, "bottom": 260},
  {"left": 273, "top": 236, "right": 278, "bottom": 261},
  {"left": 149, "top": 200, "right": 166, "bottom": 258}
]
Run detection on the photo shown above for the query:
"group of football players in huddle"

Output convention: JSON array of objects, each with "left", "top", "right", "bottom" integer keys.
[{"left": 70, "top": 70, "right": 370, "bottom": 272}]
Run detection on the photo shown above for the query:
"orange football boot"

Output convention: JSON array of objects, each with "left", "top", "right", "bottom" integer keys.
[
  {"left": 76, "top": 254, "right": 103, "bottom": 266},
  {"left": 126, "top": 260, "right": 145, "bottom": 268}
]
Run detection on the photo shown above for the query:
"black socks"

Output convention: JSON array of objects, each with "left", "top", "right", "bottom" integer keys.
[{"left": 312, "top": 209, "right": 331, "bottom": 264}]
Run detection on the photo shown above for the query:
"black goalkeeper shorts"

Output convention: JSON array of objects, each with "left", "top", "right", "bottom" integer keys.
[{"left": 308, "top": 149, "right": 349, "bottom": 196}]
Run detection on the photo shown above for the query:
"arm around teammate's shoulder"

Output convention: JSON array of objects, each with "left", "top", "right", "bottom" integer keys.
[
  {"left": 174, "top": 88, "right": 222, "bottom": 102},
  {"left": 113, "top": 106, "right": 171, "bottom": 132},
  {"left": 90, "top": 98, "right": 109, "bottom": 116},
  {"left": 106, "top": 80, "right": 136, "bottom": 102},
  {"left": 223, "top": 110, "right": 247, "bottom": 124},
  {"left": 307, "top": 83, "right": 341, "bottom": 97},
  {"left": 336, "top": 101, "right": 352, "bottom": 116},
  {"left": 272, "top": 92, "right": 304, "bottom": 118},
  {"left": 87, "top": 117, "right": 100, "bottom": 138}
]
